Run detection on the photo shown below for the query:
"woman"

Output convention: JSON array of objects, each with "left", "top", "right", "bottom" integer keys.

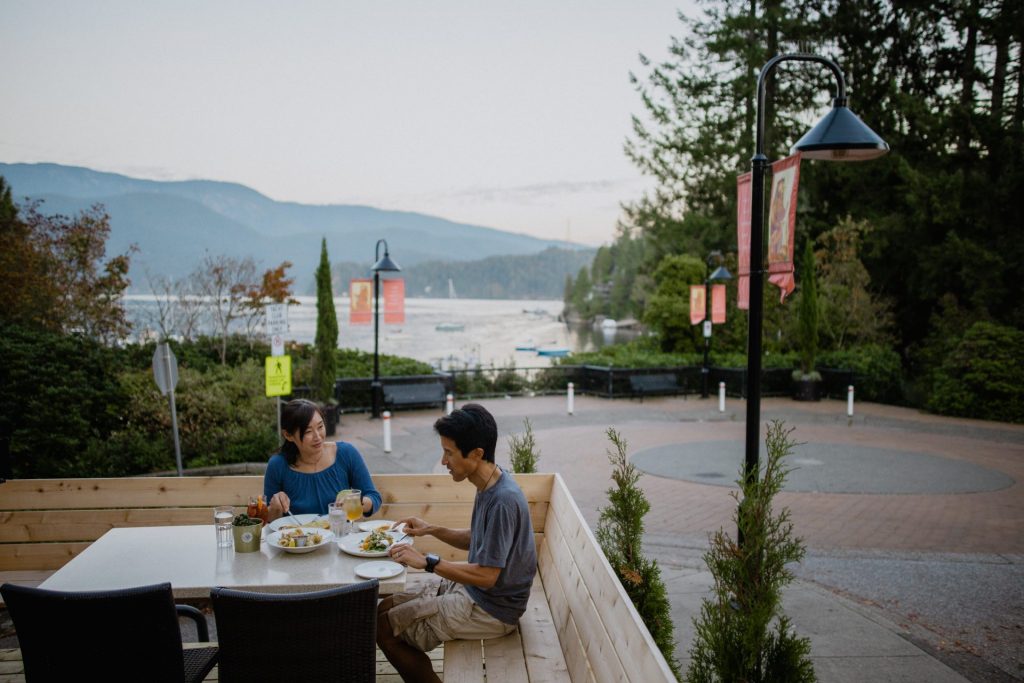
[{"left": 264, "top": 398, "right": 381, "bottom": 521}]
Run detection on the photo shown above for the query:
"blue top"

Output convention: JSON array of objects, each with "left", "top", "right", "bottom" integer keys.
[{"left": 263, "top": 442, "right": 382, "bottom": 516}]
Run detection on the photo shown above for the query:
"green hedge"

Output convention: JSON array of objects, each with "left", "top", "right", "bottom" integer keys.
[
  {"left": 817, "top": 345, "right": 903, "bottom": 404},
  {"left": 927, "top": 322, "right": 1024, "bottom": 423}
]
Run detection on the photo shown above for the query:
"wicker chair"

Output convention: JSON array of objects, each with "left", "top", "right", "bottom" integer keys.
[
  {"left": 210, "top": 579, "right": 379, "bottom": 682},
  {"left": 0, "top": 582, "right": 218, "bottom": 683}
]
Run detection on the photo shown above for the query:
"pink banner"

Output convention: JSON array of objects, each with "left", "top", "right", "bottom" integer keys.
[
  {"left": 349, "top": 279, "right": 372, "bottom": 324},
  {"left": 767, "top": 153, "right": 801, "bottom": 302},
  {"left": 690, "top": 285, "right": 706, "bottom": 325},
  {"left": 711, "top": 284, "right": 726, "bottom": 324},
  {"left": 736, "top": 172, "right": 752, "bottom": 310},
  {"left": 383, "top": 278, "right": 405, "bottom": 325}
]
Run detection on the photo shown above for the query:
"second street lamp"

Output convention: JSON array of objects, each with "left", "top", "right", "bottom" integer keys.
[
  {"left": 701, "top": 251, "right": 732, "bottom": 399},
  {"left": 370, "top": 239, "right": 401, "bottom": 418}
]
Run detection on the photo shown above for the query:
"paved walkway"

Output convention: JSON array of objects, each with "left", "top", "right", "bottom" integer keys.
[{"left": 341, "top": 394, "right": 1024, "bottom": 682}]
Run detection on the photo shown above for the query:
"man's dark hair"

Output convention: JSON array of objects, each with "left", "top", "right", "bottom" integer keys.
[{"left": 433, "top": 403, "right": 497, "bottom": 463}]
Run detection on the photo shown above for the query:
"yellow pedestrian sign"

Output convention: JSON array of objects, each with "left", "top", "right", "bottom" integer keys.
[{"left": 265, "top": 355, "right": 292, "bottom": 397}]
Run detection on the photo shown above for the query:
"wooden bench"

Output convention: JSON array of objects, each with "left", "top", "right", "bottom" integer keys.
[
  {"left": 383, "top": 382, "right": 447, "bottom": 411},
  {"left": 0, "top": 474, "right": 676, "bottom": 682},
  {"left": 629, "top": 373, "right": 681, "bottom": 401}
]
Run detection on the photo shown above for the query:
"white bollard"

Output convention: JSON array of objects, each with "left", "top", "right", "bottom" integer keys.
[
  {"left": 718, "top": 381, "right": 726, "bottom": 413},
  {"left": 382, "top": 410, "right": 392, "bottom": 453},
  {"left": 567, "top": 382, "right": 575, "bottom": 415},
  {"left": 847, "top": 385, "right": 855, "bottom": 417},
  {"left": 445, "top": 393, "right": 454, "bottom": 415}
]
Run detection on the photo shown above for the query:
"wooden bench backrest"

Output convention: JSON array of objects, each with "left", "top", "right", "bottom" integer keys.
[
  {"left": 0, "top": 474, "right": 553, "bottom": 571},
  {"left": 540, "top": 474, "right": 676, "bottom": 683}
]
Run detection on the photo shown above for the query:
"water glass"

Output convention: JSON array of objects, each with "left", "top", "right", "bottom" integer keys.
[
  {"left": 214, "top": 506, "right": 234, "bottom": 548},
  {"left": 327, "top": 502, "right": 345, "bottom": 539}
]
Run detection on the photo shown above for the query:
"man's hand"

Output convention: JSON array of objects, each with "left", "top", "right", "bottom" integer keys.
[
  {"left": 394, "top": 517, "right": 432, "bottom": 537},
  {"left": 388, "top": 542, "right": 426, "bottom": 570}
]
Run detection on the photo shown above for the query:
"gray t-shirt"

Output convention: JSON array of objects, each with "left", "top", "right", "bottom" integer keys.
[{"left": 466, "top": 468, "right": 538, "bottom": 624}]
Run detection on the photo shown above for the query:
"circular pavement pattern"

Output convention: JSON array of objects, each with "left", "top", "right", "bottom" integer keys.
[{"left": 631, "top": 440, "right": 1014, "bottom": 494}]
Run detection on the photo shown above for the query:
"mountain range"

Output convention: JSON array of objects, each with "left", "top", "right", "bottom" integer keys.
[{"left": 0, "top": 163, "right": 588, "bottom": 295}]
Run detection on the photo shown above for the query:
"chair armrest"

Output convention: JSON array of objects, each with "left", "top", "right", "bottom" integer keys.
[{"left": 176, "top": 604, "right": 211, "bottom": 642}]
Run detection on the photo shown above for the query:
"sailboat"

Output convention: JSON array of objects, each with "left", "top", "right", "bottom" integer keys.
[{"left": 436, "top": 278, "right": 465, "bottom": 332}]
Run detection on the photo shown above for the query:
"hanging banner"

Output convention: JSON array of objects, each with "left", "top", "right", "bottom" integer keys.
[
  {"left": 383, "top": 278, "right": 405, "bottom": 325},
  {"left": 711, "top": 284, "right": 726, "bottom": 324},
  {"left": 690, "top": 285, "right": 706, "bottom": 325},
  {"left": 736, "top": 172, "right": 752, "bottom": 310},
  {"left": 349, "top": 279, "right": 372, "bottom": 324},
  {"left": 767, "top": 152, "right": 801, "bottom": 302}
]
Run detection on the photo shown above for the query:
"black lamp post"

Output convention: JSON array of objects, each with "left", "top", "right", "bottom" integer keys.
[
  {"left": 701, "top": 251, "right": 732, "bottom": 398},
  {"left": 743, "top": 54, "right": 888, "bottom": 500},
  {"left": 370, "top": 239, "right": 401, "bottom": 418}
]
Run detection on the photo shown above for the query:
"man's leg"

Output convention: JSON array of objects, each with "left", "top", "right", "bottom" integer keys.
[{"left": 377, "top": 597, "right": 441, "bottom": 683}]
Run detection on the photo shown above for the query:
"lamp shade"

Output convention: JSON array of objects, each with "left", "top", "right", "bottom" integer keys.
[
  {"left": 791, "top": 103, "right": 889, "bottom": 161},
  {"left": 709, "top": 265, "right": 732, "bottom": 282},
  {"left": 372, "top": 253, "right": 401, "bottom": 272}
]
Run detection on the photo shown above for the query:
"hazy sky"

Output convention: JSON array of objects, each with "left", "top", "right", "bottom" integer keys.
[{"left": 1, "top": 1, "right": 698, "bottom": 246}]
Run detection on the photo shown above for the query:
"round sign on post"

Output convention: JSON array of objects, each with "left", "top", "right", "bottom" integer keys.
[{"left": 152, "top": 343, "right": 179, "bottom": 396}]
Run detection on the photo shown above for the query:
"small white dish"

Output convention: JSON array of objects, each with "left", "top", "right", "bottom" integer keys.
[
  {"left": 266, "top": 528, "right": 335, "bottom": 554},
  {"left": 358, "top": 520, "right": 402, "bottom": 533},
  {"left": 354, "top": 560, "right": 405, "bottom": 579}
]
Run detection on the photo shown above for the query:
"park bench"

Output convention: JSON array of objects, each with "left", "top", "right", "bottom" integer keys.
[
  {"left": 383, "top": 381, "right": 447, "bottom": 411},
  {"left": 0, "top": 473, "right": 676, "bottom": 682},
  {"left": 629, "top": 372, "right": 681, "bottom": 401}
]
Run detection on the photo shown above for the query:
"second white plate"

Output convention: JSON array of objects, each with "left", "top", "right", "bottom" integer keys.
[{"left": 354, "top": 560, "right": 405, "bottom": 579}]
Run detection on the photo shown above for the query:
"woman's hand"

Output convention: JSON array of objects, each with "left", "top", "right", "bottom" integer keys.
[
  {"left": 394, "top": 517, "right": 431, "bottom": 537},
  {"left": 268, "top": 492, "right": 291, "bottom": 521},
  {"left": 361, "top": 496, "right": 373, "bottom": 514}
]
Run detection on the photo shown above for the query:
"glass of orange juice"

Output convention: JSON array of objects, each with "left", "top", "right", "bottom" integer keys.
[{"left": 341, "top": 489, "right": 362, "bottom": 535}]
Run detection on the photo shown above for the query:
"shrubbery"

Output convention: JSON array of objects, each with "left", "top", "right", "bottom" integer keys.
[
  {"left": 927, "top": 322, "right": 1024, "bottom": 423},
  {"left": 817, "top": 345, "right": 903, "bottom": 404}
]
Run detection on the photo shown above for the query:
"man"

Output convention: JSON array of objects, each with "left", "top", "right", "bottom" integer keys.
[{"left": 377, "top": 403, "right": 537, "bottom": 682}]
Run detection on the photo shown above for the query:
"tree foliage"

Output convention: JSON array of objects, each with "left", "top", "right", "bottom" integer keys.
[
  {"left": 596, "top": 428, "right": 681, "bottom": 679},
  {"left": 795, "top": 242, "right": 819, "bottom": 377},
  {"left": 314, "top": 238, "right": 339, "bottom": 402},
  {"left": 687, "top": 421, "right": 815, "bottom": 682},
  {"left": 507, "top": 418, "right": 539, "bottom": 474}
]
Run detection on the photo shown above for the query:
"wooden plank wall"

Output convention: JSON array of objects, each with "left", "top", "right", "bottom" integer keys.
[
  {"left": 0, "top": 474, "right": 553, "bottom": 572},
  {"left": 539, "top": 474, "right": 677, "bottom": 683}
]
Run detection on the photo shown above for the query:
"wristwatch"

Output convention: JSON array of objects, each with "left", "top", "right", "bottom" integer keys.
[{"left": 424, "top": 553, "right": 441, "bottom": 573}]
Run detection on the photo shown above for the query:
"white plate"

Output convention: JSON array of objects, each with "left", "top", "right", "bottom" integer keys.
[
  {"left": 358, "top": 520, "right": 402, "bottom": 533},
  {"left": 354, "top": 561, "right": 405, "bottom": 579},
  {"left": 266, "top": 528, "right": 335, "bottom": 554},
  {"left": 267, "top": 514, "right": 324, "bottom": 532},
  {"left": 339, "top": 531, "right": 411, "bottom": 558}
]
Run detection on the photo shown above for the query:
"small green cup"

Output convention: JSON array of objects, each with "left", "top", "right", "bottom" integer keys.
[{"left": 232, "top": 519, "right": 264, "bottom": 553}]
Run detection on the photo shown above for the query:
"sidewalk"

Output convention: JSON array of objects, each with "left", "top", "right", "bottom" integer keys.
[{"left": 341, "top": 394, "right": 1024, "bottom": 682}]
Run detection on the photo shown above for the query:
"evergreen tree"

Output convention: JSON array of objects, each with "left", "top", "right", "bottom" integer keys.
[
  {"left": 687, "top": 421, "right": 815, "bottom": 682},
  {"left": 796, "top": 241, "right": 818, "bottom": 378},
  {"left": 313, "top": 238, "right": 339, "bottom": 402},
  {"left": 596, "top": 428, "right": 681, "bottom": 679}
]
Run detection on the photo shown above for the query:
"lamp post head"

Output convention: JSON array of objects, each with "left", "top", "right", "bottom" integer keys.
[
  {"left": 791, "top": 99, "right": 889, "bottom": 161},
  {"left": 372, "top": 239, "right": 401, "bottom": 273},
  {"left": 709, "top": 265, "right": 733, "bottom": 282}
]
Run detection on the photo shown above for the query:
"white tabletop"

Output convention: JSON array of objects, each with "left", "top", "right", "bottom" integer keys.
[{"left": 39, "top": 525, "right": 406, "bottom": 598}]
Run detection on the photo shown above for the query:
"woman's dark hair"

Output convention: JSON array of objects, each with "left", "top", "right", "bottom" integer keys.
[
  {"left": 433, "top": 403, "right": 497, "bottom": 463},
  {"left": 279, "top": 399, "right": 324, "bottom": 465}
]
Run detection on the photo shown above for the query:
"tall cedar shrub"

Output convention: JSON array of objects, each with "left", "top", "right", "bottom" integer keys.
[
  {"left": 687, "top": 421, "right": 815, "bottom": 683},
  {"left": 507, "top": 418, "right": 539, "bottom": 473},
  {"left": 596, "top": 428, "right": 681, "bottom": 678},
  {"left": 313, "top": 238, "right": 339, "bottom": 402},
  {"left": 797, "top": 241, "right": 819, "bottom": 378}
]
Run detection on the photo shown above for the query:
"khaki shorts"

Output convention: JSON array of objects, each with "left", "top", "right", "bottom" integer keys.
[{"left": 387, "top": 578, "right": 517, "bottom": 652}]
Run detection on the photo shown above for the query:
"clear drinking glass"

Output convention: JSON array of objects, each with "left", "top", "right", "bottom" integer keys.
[
  {"left": 327, "top": 502, "right": 345, "bottom": 539},
  {"left": 214, "top": 506, "right": 234, "bottom": 547},
  {"left": 342, "top": 489, "right": 362, "bottom": 535}
]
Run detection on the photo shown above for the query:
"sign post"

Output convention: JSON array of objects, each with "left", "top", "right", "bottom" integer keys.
[
  {"left": 152, "top": 342, "right": 183, "bottom": 476},
  {"left": 265, "top": 355, "right": 292, "bottom": 434},
  {"left": 265, "top": 304, "right": 289, "bottom": 430}
]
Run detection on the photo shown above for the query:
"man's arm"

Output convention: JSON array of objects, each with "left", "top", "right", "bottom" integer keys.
[
  {"left": 387, "top": 543, "right": 500, "bottom": 588},
  {"left": 396, "top": 517, "right": 471, "bottom": 551}
]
